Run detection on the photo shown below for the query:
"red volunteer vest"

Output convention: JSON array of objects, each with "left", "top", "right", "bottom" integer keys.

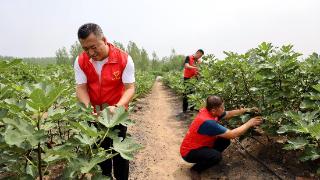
[
  {"left": 78, "top": 43, "right": 128, "bottom": 109},
  {"left": 180, "top": 108, "right": 219, "bottom": 157},
  {"left": 183, "top": 55, "right": 198, "bottom": 78}
]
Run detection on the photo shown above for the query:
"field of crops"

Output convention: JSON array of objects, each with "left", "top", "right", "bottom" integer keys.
[
  {"left": 163, "top": 43, "right": 320, "bottom": 174},
  {"left": 1, "top": 42, "right": 319, "bottom": 179},
  {"left": 0, "top": 60, "right": 154, "bottom": 179}
]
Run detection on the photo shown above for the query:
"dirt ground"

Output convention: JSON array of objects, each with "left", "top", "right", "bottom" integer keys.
[{"left": 128, "top": 80, "right": 319, "bottom": 180}]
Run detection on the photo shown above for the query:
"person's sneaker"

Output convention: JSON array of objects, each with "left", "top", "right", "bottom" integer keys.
[{"left": 190, "top": 169, "right": 201, "bottom": 180}]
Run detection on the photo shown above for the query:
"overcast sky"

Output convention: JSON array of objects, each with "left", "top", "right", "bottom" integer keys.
[{"left": 0, "top": 0, "right": 319, "bottom": 59}]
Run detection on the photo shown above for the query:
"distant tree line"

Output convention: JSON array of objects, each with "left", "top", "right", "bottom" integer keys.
[
  {"left": 55, "top": 41, "right": 82, "bottom": 65},
  {"left": 0, "top": 55, "right": 56, "bottom": 65},
  {"left": 1, "top": 41, "right": 187, "bottom": 74},
  {"left": 114, "top": 41, "right": 185, "bottom": 73},
  {"left": 56, "top": 41, "right": 185, "bottom": 74}
]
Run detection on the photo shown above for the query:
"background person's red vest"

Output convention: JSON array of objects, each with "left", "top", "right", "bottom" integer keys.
[
  {"left": 183, "top": 55, "right": 198, "bottom": 78},
  {"left": 78, "top": 43, "right": 128, "bottom": 109},
  {"left": 180, "top": 108, "right": 219, "bottom": 157}
]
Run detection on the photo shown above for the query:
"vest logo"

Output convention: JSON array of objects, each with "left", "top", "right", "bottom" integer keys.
[{"left": 112, "top": 71, "right": 121, "bottom": 80}]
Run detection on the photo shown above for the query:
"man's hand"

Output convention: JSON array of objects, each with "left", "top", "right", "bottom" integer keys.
[
  {"left": 108, "top": 106, "right": 117, "bottom": 114},
  {"left": 92, "top": 112, "right": 100, "bottom": 118},
  {"left": 248, "top": 107, "right": 259, "bottom": 113},
  {"left": 247, "top": 116, "right": 263, "bottom": 127},
  {"left": 224, "top": 107, "right": 260, "bottom": 120},
  {"left": 91, "top": 106, "right": 116, "bottom": 120},
  {"left": 218, "top": 116, "right": 263, "bottom": 139},
  {"left": 242, "top": 107, "right": 260, "bottom": 114}
]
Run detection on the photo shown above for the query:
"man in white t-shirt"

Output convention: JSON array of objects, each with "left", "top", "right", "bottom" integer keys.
[{"left": 74, "top": 23, "right": 135, "bottom": 180}]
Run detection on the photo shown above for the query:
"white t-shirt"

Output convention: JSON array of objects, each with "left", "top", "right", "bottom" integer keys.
[{"left": 74, "top": 55, "right": 135, "bottom": 84}]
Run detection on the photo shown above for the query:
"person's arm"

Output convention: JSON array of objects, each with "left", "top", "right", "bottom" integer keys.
[
  {"left": 76, "top": 84, "right": 90, "bottom": 107},
  {"left": 184, "top": 56, "right": 197, "bottom": 69},
  {"left": 197, "top": 120, "right": 228, "bottom": 137},
  {"left": 218, "top": 117, "right": 262, "bottom": 139},
  {"left": 116, "top": 83, "right": 135, "bottom": 107},
  {"left": 223, "top": 107, "right": 259, "bottom": 120},
  {"left": 224, "top": 108, "right": 246, "bottom": 120},
  {"left": 109, "top": 83, "right": 135, "bottom": 113},
  {"left": 74, "top": 57, "right": 90, "bottom": 107},
  {"left": 109, "top": 55, "right": 135, "bottom": 113}
]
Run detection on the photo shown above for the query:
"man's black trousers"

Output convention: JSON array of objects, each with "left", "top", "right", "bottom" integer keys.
[
  {"left": 99, "top": 125, "right": 129, "bottom": 180},
  {"left": 183, "top": 138, "right": 231, "bottom": 173},
  {"left": 183, "top": 77, "right": 195, "bottom": 112}
]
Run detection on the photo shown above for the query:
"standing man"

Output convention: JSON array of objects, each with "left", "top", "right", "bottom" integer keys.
[
  {"left": 180, "top": 95, "right": 262, "bottom": 180},
  {"left": 183, "top": 49, "right": 204, "bottom": 113},
  {"left": 74, "top": 23, "right": 135, "bottom": 180}
]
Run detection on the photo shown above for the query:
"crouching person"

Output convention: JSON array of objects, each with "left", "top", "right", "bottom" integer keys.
[{"left": 180, "top": 95, "right": 262, "bottom": 180}]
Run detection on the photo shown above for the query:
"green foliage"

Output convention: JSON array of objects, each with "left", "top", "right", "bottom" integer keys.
[
  {"left": 113, "top": 41, "right": 126, "bottom": 51},
  {"left": 69, "top": 41, "right": 83, "bottom": 65},
  {"left": 98, "top": 107, "right": 130, "bottom": 128},
  {"left": 126, "top": 41, "right": 150, "bottom": 71},
  {"left": 113, "top": 137, "right": 143, "bottom": 161},
  {"left": 0, "top": 56, "right": 56, "bottom": 65},
  {"left": 114, "top": 41, "right": 185, "bottom": 74},
  {"left": 163, "top": 42, "right": 320, "bottom": 171},
  {"left": 162, "top": 71, "right": 185, "bottom": 94},
  {"left": 160, "top": 49, "right": 185, "bottom": 73},
  {"left": 0, "top": 59, "right": 22, "bottom": 71},
  {"left": 55, "top": 46, "right": 70, "bottom": 65},
  {"left": 0, "top": 59, "right": 148, "bottom": 179},
  {"left": 134, "top": 71, "right": 155, "bottom": 100}
]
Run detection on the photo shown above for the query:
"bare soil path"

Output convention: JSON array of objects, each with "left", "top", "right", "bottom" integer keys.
[{"left": 129, "top": 80, "right": 316, "bottom": 180}]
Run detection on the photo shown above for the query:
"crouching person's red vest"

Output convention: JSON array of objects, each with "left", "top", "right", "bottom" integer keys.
[
  {"left": 78, "top": 43, "right": 128, "bottom": 109},
  {"left": 180, "top": 108, "right": 219, "bottom": 157}
]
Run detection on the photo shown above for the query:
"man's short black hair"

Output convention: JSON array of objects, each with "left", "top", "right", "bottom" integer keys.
[
  {"left": 206, "top": 95, "right": 224, "bottom": 111},
  {"left": 197, "top": 49, "right": 204, "bottom": 54},
  {"left": 78, "top": 23, "right": 104, "bottom": 39}
]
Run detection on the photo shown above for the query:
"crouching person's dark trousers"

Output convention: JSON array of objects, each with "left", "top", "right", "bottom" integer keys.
[
  {"left": 99, "top": 125, "right": 129, "bottom": 180},
  {"left": 183, "top": 138, "right": 231, "bottom": 173}
]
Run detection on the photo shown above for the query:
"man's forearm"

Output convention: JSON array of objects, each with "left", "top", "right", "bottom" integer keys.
[
  {"left": 220, "top": 123, "right": 251, "bottom": 139},
  {"left": 116, "top": 86, "right": 135, "bottom": 106},
  {"left": 225, "top": 109, "right": 246, "bottom": 119},
  {"left": 229, "top": 123, "right": 251, "bottom": 138},
  {"left": 76, "top": 86, "right": 90, "bottom": 107}
]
